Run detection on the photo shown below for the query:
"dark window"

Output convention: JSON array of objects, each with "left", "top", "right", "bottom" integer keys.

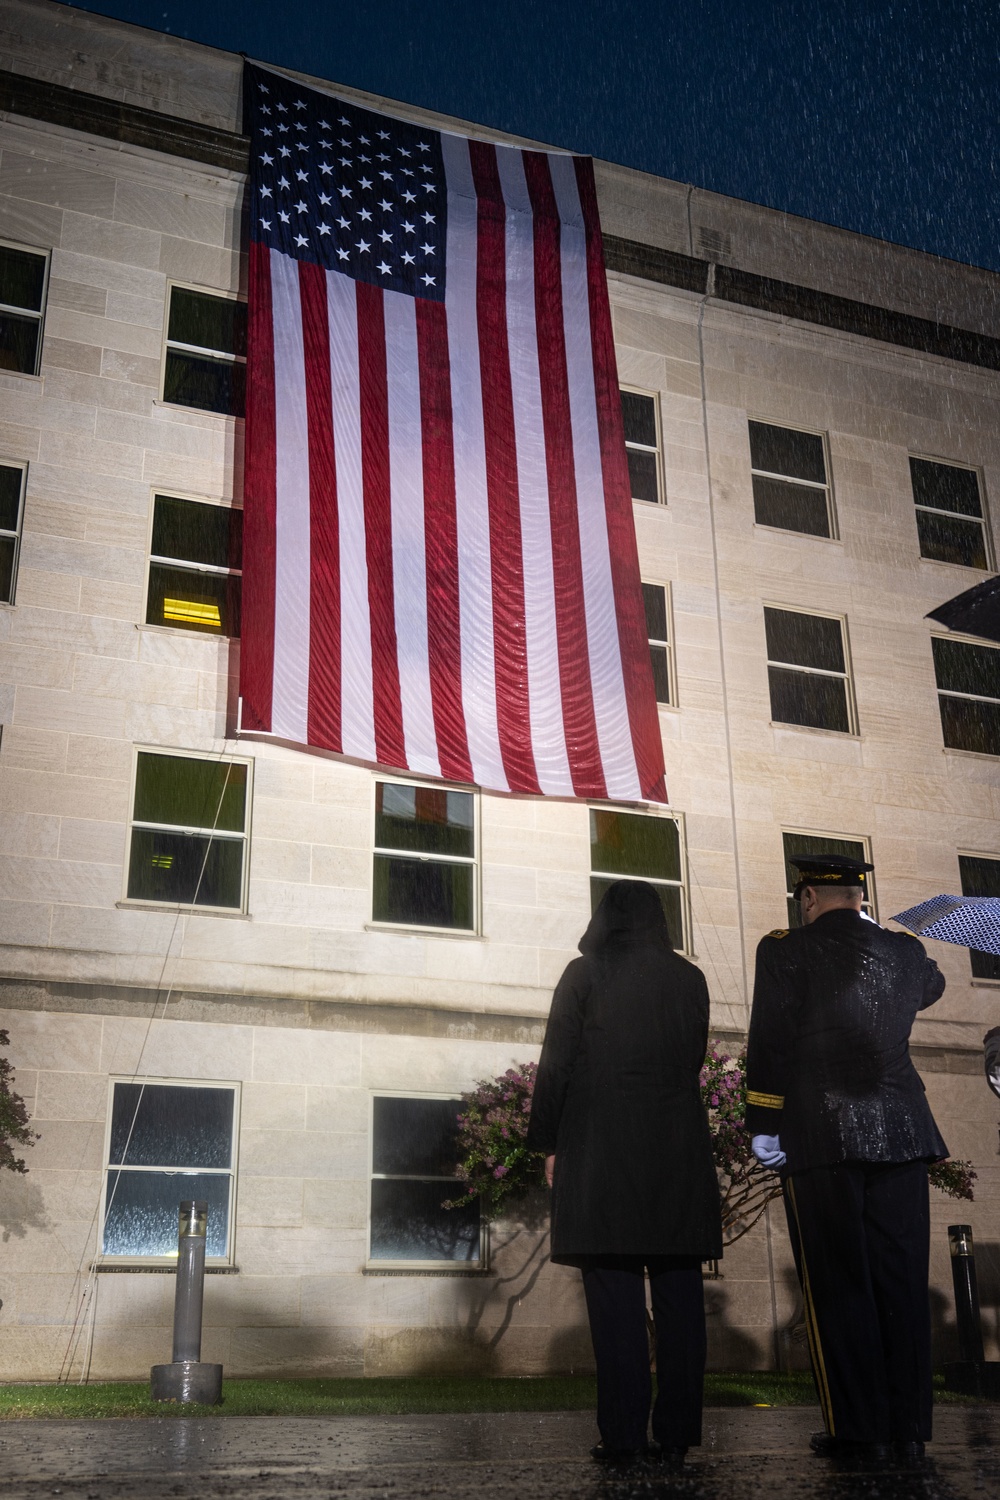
[
  {"left": 373, "top": 782, "right": 475, "bottom": 930},
  {"left": 0, "top": 243, "right": 47, "bottom": 376},
  {"left": 146, "top": 495, "right": 242, "bottom": 635},
  {"left": 589, "top": 808, "right": 685, "bottom": 950},
  {"left": 764, "top": 607, "right": 853, "bottom": 733},
  {"left": 932, "top": 637, "right": 1000, "bottom": 755},
  {"left": 782, "top": 832, "right": 874, "bottom": 929},
  {"left": 369, "top": 1096, "right": 481, "bottom": 1264},
  {"left": 959, "top": 855, "right": 1000, "bottom": 980},
  {"left": 163, "top": 287, "right": 247, "bottom": 417},
  {"left": 620, "top": 389, "right": 661, "bottom": 504},
  {"left": 127, "top": 752, "right": 249, "bottom": 909},
  {"left": 0, "top": 462, "right": 27, "bottom": 604},
  {"left": 911, "top": 458, "right": 990, "bottom": 570},
  {"left": 102, "top": 1081, "right": 237, "bottom": 1261},
  {"left": 642, "top": 583, "right": 673, "bottom": 704},
  {"left": 749, "top": 421, "right": 831, "bottom": 537}
]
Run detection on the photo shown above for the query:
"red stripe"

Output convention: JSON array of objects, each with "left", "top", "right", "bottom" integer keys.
[
  {"left": 574, "top": 157, "right": 667, "bottom": 803},
  {"left": 299, "top": 262, "right": 342, "bottom": 753},
  {"left": 522, "top": 152, "right": 607, "bottom": 800},
  {"left": 468, "top": 142, "right": 540, "bottom": 795},
  {"left": 356, "top": 280, "right": 406, "bottom": 770},
  {"left": 240, "top": 241, "right": 276, "bottom": 732},
  {"left": 415, "top": 298, "right": 473, "bottom": 784}
]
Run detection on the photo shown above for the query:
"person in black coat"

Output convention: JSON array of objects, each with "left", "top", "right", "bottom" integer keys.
[
  {"left": 745, "top": 854, "right": 947, "bottom": 1462},
  {"left": 527, "top": 880, "right": 722, "bottom": 1464}
]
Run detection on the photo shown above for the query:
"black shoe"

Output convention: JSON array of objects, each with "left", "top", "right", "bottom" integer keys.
[
  {"left": 649, "top": 1443, "right": 688, "bottom": 1468},
  {"left": 895, "top": 1441, "right": 926, "bottom": 1466},
  {"left": 590, "top": 1442, "right": 643, "bottom": 1464},
  {"left": 810, "top": 1433, "right": 892, "bottom": 1465}
]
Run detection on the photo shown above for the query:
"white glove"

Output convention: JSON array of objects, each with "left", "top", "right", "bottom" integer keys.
[{"left": 752, "top": 1133, "right": 787, "bottom": 1170}]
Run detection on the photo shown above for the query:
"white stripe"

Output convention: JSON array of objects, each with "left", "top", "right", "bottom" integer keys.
[
  {"left": 441, "top": 133, "right": 509, "bottom": 793},
  {"left": 269, "top": 252, "right": 311, "bottom": 744},
  {"left": 494, "top": 146, "right": 574, "bottom": 797},
  {"left": 549, "top": 155, "right": 641, "bottom": 801},
  {"left": 326, "top": 270, "right": 376, "bottom": 763},
  {"left": 383, "top": 289, "right": 440, "bottom": 778}
]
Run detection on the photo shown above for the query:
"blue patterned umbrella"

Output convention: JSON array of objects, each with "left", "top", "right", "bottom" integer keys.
[{"left": 891, "top": 895, "right": 1000, "bottom": 956}]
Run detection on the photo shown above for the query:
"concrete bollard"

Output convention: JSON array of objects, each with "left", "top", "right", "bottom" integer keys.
[
  {"left": 150, "top": 1200, "right": 223, "bottom": 1404},
  {"left": 943, "top": 1223, "right": 1000, "bottom": 1399}
]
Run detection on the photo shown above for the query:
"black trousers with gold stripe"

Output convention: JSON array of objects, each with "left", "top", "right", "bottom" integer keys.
[{"left": 783, "top": 1160, "right": 932, "bottom": 1445}]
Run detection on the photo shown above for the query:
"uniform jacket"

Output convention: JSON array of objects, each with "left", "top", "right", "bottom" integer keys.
[
  {"left": 745, "top": 908, "right": 947, "bottom": 1173},
  {"left": 985, "top": 1026, "right": 1000, "bottom": 1100},
  {"left": 527, "top": 881, "right": 722, "bottom": 1263}
]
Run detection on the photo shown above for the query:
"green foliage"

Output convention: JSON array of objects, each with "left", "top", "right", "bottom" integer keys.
[
  {"left": 928, "top": 1157, "right": 977, "bottom": 1201},
  {"left": 443, "top": 1063, "right": 546, "bottom": 1221},
  {"left": 0, "top": 1029, "right": 38, "bottom": 1175}
]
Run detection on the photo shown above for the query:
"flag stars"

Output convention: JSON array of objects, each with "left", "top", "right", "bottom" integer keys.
[
  {"left": 422, "top": 183, "right": 437, "bottom": 194},
  {"left": 417, "top": 141, "right": 430, "bottom": 150},
  {"left": 260, "top": 104, "right": 271, "bottom": 115},
  {"left": 261, "top": 127, "right": 272, "bottom": 137},
  {"left": 401, "top": 250, "right": 415, "bottom": 265},
  {"left": 295, "top": 199, "right": 308, "bottom": 213},
  {"left": 260, "top": 153, "right": 274, "bottom": 165},
  {"left": 359, "top": 134, "right": 370, "bottom": 144},
  {"left": 294, "top": 233, "right": 309, "bottom": 248},
  {"left": 378, "top": 198, "right": 393, "bottom": 212},
  {"left": 319, "top": 191, "right": 332, "bottom": 205},
  {"left": 336, "top": 247, "right": 350, "bottom": 261},
  {"left": 339, "top": 157, "right": 352, "bottom": 167},
  {"left": 421, "top": 242, "right": 436, "bottom": 255},
  {"left": 359, "top": 177, "right": 372, "bottom": 190},
  {"left": 377, "top": 260, "right": 392, "bottom": 275},
  {"left": 259, "top": 184, "right": 273, "bottom": 198},
  {"left": 277, "top": 102, "right": 288, "bottom": 113},
  {"left": 294, "top": 99, "right": 306, "bottom": 109},
  {"left": 356, "top": 239, "right": 371, "bottom": 253},
  {"left": 296, "top": 169, "right": 309, "bottom": 181},
  {"left": 358, "top": 207, "right": 372, "bottom": 222},
  {"left": 378, "top": 130, "right": 390, "bottom": 139},
  {"left": 402, "top": 190, "right": 416, "bottom": 203},
  {"left": 319, "top": 139, "right": 332, "bottom": 149},
  {"left": 422, "top": 212, "right": 436, "bottom": 224},
  {"left": 379, "top": 171, "right": 393, "bottom": 182},
  {"left": 279, "top": 145, "right": 291, "bottom": 157},
  {"left": 338, "top": 116, "right": 350, "bottom": 125},
  {"left": 340, "top": 138, "right": 351, "bottom": 146},
  {"left": 319, "top": 162, "right": 334, "bottom": 176},
  {"left": 337, "top": 215, "right": 351, "bottom": 229},
  {"left": 377, "top": 153, "right": 390, "bottom": 162},
  {"left": 294, "top": 122, "right": 306, "bottom": 132},
  {"left": 421, "top": 273, "right": 436, "bottom": 286},
  {"left": 401, "top": 168, "right": 415, "bottom": 178},
  {"left": 279, "top": 210, "right": 291, "bottom": 223},
  {"left": 401, "top": 220, "right": 415, "bottom": 233},
  {"left": 319, "top": 119, "right": 330, "bottom": 129},
  {"left": 338, "top": 185, "right": 353, "bottom": 197},
  {"left": 278, "top": 175, "right": 290, "bottom": 188},
  {"left": 278, "top": 123, "right": 289, "bottom": 134},
  {"left": 259, "top": 217, "right": 271, "bottom": 230},
  {"left": 379, "top": 229, "right": 393, "bottom": 243},
  {"left": 318, "top": 223, "right": 331, "bottom": 235},
  {"left": 399, "top": 147, "right": 411, "bottom": 157}
]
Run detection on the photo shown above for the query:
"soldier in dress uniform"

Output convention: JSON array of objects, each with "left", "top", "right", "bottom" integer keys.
[{"left": 745, "top": 853, "right": 948, "bottom": 1463}]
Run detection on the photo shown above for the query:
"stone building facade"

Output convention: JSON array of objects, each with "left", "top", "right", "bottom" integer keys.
[{"left": 0, "top": 0, "right": 998, "bottom": 1381}]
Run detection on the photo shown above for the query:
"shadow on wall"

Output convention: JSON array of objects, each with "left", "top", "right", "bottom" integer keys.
[
  {"left": 704, "top": 1282, "right": 772, "bottom": 1372},
  {"left": 931, "top": 1242, "right": 1000, "bottom": 1363},
  {"left": 0, "top": 1173, "right": 50, "bottom": 1243}
]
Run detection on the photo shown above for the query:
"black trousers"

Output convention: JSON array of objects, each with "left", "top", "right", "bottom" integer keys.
[
  {"left": 783, "top": 1159, "right": 932, "bottom": 1445},
  {"left": 580, "top": 1256, "right": 706, "bottom": 1451}
]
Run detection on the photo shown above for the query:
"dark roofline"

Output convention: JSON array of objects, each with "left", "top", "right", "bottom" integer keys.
[{"left": 3, "top": 66, "right": 999, "bottom": 373}]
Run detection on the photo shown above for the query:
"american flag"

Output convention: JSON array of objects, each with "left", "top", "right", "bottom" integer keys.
[{"left": 239, "top": 62, "right": 666, "bottom": 802}]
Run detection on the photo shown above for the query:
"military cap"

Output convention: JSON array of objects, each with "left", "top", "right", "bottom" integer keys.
[{"left": 790, "top": 852, "right": 874, "bottom": 899}]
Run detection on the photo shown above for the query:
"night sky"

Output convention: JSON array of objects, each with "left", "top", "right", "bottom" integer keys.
[{"left": 62, "top": 0, "right": 999, "bottom": 274}]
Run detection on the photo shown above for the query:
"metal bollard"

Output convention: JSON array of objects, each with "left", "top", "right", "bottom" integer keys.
[
  {"left": 943, "top": 1223, "right": 1000, "bottom": 1399},
  {"left": 150, "top": 1200, "right": 223, "bottom": 1404}
]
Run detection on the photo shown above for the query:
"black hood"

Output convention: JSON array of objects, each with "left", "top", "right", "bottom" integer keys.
[{"left": 579, "top": 879, "right": 673, "bottom": 956}]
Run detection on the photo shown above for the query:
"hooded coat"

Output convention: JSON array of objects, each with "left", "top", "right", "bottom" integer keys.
[{"left": 526, "top": 881, "right": 723, "bottom": 1264}]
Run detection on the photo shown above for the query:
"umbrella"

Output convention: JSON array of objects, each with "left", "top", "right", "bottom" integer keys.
[
  {"left": 926, "top": 574, "right": 1000, "bottom": 644},
  {"left": 891, "top": 894, "right": 1000, "bottom": 956}
]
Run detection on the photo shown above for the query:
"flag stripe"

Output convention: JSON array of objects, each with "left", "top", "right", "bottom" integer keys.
[
  {"left": 415, "top": 297, "right": 473, "bottom": 784},
  {"left": 574, "top": 156, "right": 666, "bottom": 801},
  {"left": 270, "top": 250, "right": 312, "bottom": 745},
  {"left": 327, "top": 268, "right": 376, "bottom": 763},
  {"left": 441, "top": 132, "right": 509, "bottom": 793},
  {"left": 242, "top": 241, "right": 277, "bottom": 733},
  {"left": 384, "top": 289, "right": 440, "bottom": 778},
  {"left": 522, "top": 150, "right": 607, "bottom": 799},
  {"left": 301, "top": 259, "right": 342, "bottom": 753},
  {"left": 469, "top": 141, "right": 540, "bottom": 796}
]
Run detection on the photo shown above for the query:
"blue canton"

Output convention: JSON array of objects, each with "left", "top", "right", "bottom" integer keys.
[{"left": 245, "top": 63, "right": 447, "bottom": 303}]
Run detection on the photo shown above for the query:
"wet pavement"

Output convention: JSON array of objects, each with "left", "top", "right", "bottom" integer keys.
[{"left": 0, "top": 1406, "right": 997, "bottom": 1499}]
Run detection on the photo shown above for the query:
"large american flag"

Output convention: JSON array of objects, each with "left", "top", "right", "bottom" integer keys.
[{"left": 240, "top": 62, "right": 666, "bottom": 802}]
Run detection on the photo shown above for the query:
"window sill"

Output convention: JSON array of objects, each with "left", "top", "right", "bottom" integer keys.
[
  {"left": 153, "top": 398, "right": 244, "bottom": 423},
  {"left": 116, "top": 900, "right": 251, "bottom": 919},
  {"left": 136, "top": 622, "right": 235, "bottom": 642},
  {"left": 770, "top": 721, "right": 861, "bottom": 741},
  {"left": 363, "top": 1265, "right": 493, "bottom": 1277},
  {"left": 942, "top": 747, "right": 1000, "bottom": 764},
  {"left": 919, "top": 555, "right": 995, "bottom": 576},
  {"left": 753, "top": 523, "right": 842, "bottom": 545},
  {"left": 0, "top": 368, "right": 42, "bottom": 391},
  {"left": 970, "top": 979, "right": 1000, "bottom": 989},
  {"left": 365, "top": 922, "right": 484, "bottom": 941},
  {"left": 94, "top": 1263, "right": 239, "bottom": 1274},
  {"left": 632, "top": 497, "right": 666, "bottom": 509}
]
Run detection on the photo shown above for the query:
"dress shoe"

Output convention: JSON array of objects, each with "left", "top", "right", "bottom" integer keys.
[
  {"left": 810, "top": 1432, "right": 892, "bottom": 1465},
  {"left": 895, "top": 1441, "right": 926, "bottom": 1466},
  {"left": 649, "top": 1442, "right": 688, "bottom": 1468},
  {"left": 589, "top": 1441, "right": 643, "bottom": 1464}
]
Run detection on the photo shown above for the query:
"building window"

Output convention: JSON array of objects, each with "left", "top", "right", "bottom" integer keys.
[
  {"left": 0, "top": 462, "right": 27, "bottom": 604},
  {"left": 932, "top": 636, "right": 1000, "bottom": 756},
  {"left": 373, "top": 782, "right": 476, "bottom": 931},
  {"left": 163, "top": 286, "right": 246, "bottom": 417},
  {"left": 911, "top": 457, "right": 990, "bottom": 571},
  {"left": 0, "top": 242, "right": 48, "bottom": 376},
  {"left": 959, "top": 855, "right": 1000, "bottom": 980},
  {"left": 642, "top": 583, "right": 675, "bottom": 706},
  {"left": 621, "top": 389, "right": 662, "bottom": 504},
  {"left": 764, "top": 606, "right": 855, "bottom": 734},
  {"left": 369, "top": 1095, "right": 482, "bottom": 1266},
  {"left": 126, "top": 751, "right": 250, "bottom": 910},
  {"left": 146, "top": 495, "right": 242, "bottom": 635},
  {"left": 782, "top": 831, "right": 875, "bottom": 930},
  {"left": 590, "top": 807, "right": 687, "bottom": 951},
  {"left": 749, "top": 421, "right": 832, "bottom": 538},
  {"left": 102, "top": 1079, "right": 239, "bottom": 1264}
]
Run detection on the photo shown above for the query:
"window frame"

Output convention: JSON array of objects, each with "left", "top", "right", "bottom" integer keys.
[
  {"left": 910, "top": 453, "right": 993, "bottom": 572},
  {"left": 98, "top": 1076, "right": 241, "bottom": 1269},
  {"left": 931, "top": 631, "right": 1000, "bottom": 758},
  {"left": 122, "top": 746, "right": 254, "bottom": 914},
  {"left": 748, "top": 417, "right": 836, "bottom": 540},
  {"left": 369, "top": 775, "right": 481, "bottom": 936},
  {"left": 588, "top": 803, "right": 691, "bottom": 955},
  {"left": 0, "top": 458, "right": 28, "bottom": 605},
  {"left": 958, "top": 850, "right": 1000, "bottom": 981},
  {"left": 367, "top": 1089, "right": 486, "bottom": 1271},
  {"left": 159, "top": 281, "right": 247, "bottom": 417},
  {"left": 0, "top": 239, "right": 50, "bottom": 379},
  {"left": 764, "top": 602, "right": 858, "bottom": 736},
  {"left": 780, "top": 828, "right": 877, "bottom": 928},
  {"left": 641, "top": 579, "right": 677, "bottom": 708},
  {"left": 143, "top": 489, "right": 243, "bottom": 637},
  {"left": 620, "top": 384, "right": 664, "bottom": 506}
]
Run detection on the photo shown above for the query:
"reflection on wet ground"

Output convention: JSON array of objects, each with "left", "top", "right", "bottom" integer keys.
[{"left": 0, "top": 1406, "right": 995, "bottom": 1499}]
